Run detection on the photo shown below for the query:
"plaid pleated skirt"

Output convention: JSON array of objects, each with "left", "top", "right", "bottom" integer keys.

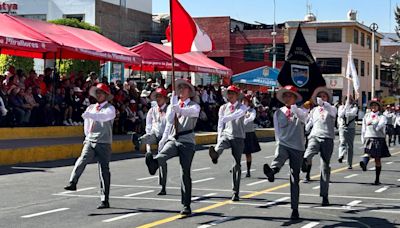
[{"left": 364, "top": 138, "right": 391, "bottom": 158}]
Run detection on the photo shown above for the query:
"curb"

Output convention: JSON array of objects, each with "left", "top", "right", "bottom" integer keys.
[{"left": 0, "top": 129, "right": 274, "bottom": 166}]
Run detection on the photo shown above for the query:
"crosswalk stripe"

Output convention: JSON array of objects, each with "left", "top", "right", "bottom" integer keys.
[
  {"left": 301, "top": 222, "right": 320, "bottom": 228},
  {"left": 102, "top": 213, "right": 141, "bottom": 223},
  {"left": 385, "top": 162, "right": 393, "bottom": 165},
  {"left": 137, "top": 176, "right": 158, "bottom": 181},
  {"left": 193, "top": 178, "right": 215, "bottom": 184},
  {"left": 246, "top": 180, "right": 268, "bottom": 186},
  {"left": 124, "top": 190, "right": 155, "bottom": 197},
  {"left": 344, "top": 174, "right": 359, "bottom": 179},
  {"left": 192, "top": 193, "right": 217, "bottom": 201},
  {"left": 312, "top": 186, "right": 320, "bottom": 190},
  {"left": 242, "top": 169, "right": 256, "bottom": 173},
  {"left": 59, "top": 187, "right": 96, "bottom": 195},
  {"left": 375, "top": 186, "right": 389, "bottom": 193},
  {"left": 346, "top": 200, "right": 362, "bottom": 207},
  {"left": 193, "top": 167, "right": 211, "bottom": 172},
  {"left": 264, "top": 197, "right": 290, "bottom": 206},
  {"left": 21, "top": 208, "right": 69, "bottom": 218}
]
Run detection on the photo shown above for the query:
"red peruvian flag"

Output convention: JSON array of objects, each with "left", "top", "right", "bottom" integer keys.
[{"left": 166, "top": 0, "right": 213, "bottom": 54}]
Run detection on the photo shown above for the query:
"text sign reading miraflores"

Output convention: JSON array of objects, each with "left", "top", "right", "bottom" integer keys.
[{"left": 0, "top": 2, "right": 18, "bottom": 14}]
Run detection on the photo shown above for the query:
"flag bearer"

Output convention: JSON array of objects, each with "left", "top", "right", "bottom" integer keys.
[
  {"left": 302, "top": 87, "right": 337, "bottom": 206},
  {"left": 360, "top": 98, "right": 391, "bottom": 185},
  {"left": 383, "top": 105, "right": 396, "bottom": 147},
  {"left": 144, "top": 79, "right": 200, "bottom": 215},
  {"left": 263, "top": 85, "right": 308, "bottom": 220},
  {"left": 208, "top": 85, "right": 248, "bottom": 201},
  {"left": 64, "top": 83, "right": 116, "bottom": 209},
  {"left": 337, "top": 95, "right": 358, "bottom": 169},
  {"left": 138, "top": 87, "right": 169, "bottom": 195}
]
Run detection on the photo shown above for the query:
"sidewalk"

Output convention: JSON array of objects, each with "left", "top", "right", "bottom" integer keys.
[{"left": 0, "top": 128, "right": 274, "bottom": 166}]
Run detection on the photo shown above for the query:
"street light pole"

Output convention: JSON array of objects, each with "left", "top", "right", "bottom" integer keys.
[
  {"left": 370, "top": 23, "right": 378, "bottom": 99},
  {"left": 272, "top": 0, "right": 277, "bottom": 69}
]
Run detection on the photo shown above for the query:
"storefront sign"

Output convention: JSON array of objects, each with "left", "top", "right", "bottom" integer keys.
[
  {"left": 325, "top": 75, "right": 343, "bottom": 89},
  {"left": 0, "top": 2, "right": 18, "bottom": 14}
]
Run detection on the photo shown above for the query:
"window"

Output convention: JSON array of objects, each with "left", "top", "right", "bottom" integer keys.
[
  {"left": 20, "top": 14, "right": 47, "bottom": 21},
  {"left": 63, "top": 14, "right": 85, "bottom": 21},
  {"left": 375, "top": 65, "right": 379, "bottom": 79},
  {"left": 353, "top": 29, "right": 359, "bottom": 44},
  {"left": 360, "top": 32, "right": 365, "bottom": 47},
  {"left": 367, "top": 62, "right": 370, "bottom": 76},
  {"left": 375, "top": 40, "right": 379, "bottom": 53},
  {"left": 354, "top": 58, "right": 359, "bottom": 73},
  {"left": 360, "top": 60, "right": 365, "bottom": 76},
  {"left": 244, "top": 44, "right": 265, "bottom": 62},
  {"left": 268, "top": 44, "right": 285, "bottom": 61},
  {"left": 367, "top": 36, "right": 371, "bottom": 49},
  {"left": 316, "top": 28, "right": 342, "bottom": 43},
  {"left": 316, "top": 58, "right": 342, "bottom": 74}
]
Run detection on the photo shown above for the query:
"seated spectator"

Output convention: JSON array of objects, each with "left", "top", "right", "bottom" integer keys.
[
  {"left": 8, "top": 87, "right": 31, "bottom": 126},
  {"left": 24, "top": 86, "right": 40, "bottom": 125}
]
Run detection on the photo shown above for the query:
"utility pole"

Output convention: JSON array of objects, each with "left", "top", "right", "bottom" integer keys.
[
  {"left": 370, "top": 23, "right": 378, "bottom": 99},
  {"left": 272, "top": 0, "right": 277, "bottom": 69}
]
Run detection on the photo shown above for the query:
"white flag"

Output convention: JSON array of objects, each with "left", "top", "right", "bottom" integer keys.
[{"left": 346, "top": 45, "right": 360, "bottom": 99}]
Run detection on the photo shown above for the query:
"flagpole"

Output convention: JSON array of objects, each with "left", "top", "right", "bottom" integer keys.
[{"left": 169, "top": 0, "right": 176, "bottom": 90}]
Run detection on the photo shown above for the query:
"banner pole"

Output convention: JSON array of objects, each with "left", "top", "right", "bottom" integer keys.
[{"left": 169, "top": 0, "right": 176, "bottom": 90}]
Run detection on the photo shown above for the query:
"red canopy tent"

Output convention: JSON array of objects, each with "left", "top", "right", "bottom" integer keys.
[
  {"left": 128, "top": 42, "right": 232, "bottom": 76},
  {"left": 1, "top": 14, "right": 141, "bottom": 65},
  {"left": 0, "top": 14, "right": 58, "bottom": 58}
]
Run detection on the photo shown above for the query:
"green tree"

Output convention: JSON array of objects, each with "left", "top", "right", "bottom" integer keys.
[
  {"left": 49, "top": 18, "right": 101, "bottom": 77},
  {"left": 0, "top": 54, "right": 34, "bottom": 74}
]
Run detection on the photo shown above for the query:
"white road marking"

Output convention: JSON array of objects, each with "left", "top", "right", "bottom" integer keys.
[
  {"left": 58, "top": 187, "right": 96, "bottom": 195},
  {"left": 264, "top": 155, "right": 275, "bottom": 159},
  {"left": 242, "top": 169, "right": 256, "bottom": 173},
  {"left": 124, "top": 190, "right": 155, "bottom": 197},
  {"left": 375, "top": 186, "right": 389, "bottom": 193},
  {"left": 371, "top": 210, "right": 400, "bottom": 214},
  {"left": 312, "top": 186, "right": 320, "bottom": 190},
  {"left": 264, "top": 197, "right": 290, "bottom": 206},
  {"left": 301, "top": 222, "right": 320, "bottom": 228},
  {"left": 344, "top": 174, "right": 359, "bottom": 179},
  {"left": 241, "top": 161, "right": 246, "bottom": 164},
  {"left": 110, "top": 184, "right": 255, "bottom": 193},
  {"left": 102, "top": 213, "right": 141, "bottom": 223},
  {"left": 398, "top": 179, "right": 400, "bottom": 182},
  {"left": 197, "top": 217, "right": 234, "bottom": 228},
  {"left": 137, "top": 176, "right": 158, "bottom": 181},
  {"left": 385, "top": 162, "right": 393, "bottom": 165},
  {"left": 369, "top": 167, "right": 376, "bottom": 171},
  {"left": 21, "top": 208, "right": 69, "bottom": 218},
  {"left": 246, "top": 180, "right": 268, "bottom": 186},
  {"left": 11, "top": 166, "right": 48, "bottom": 171},
  {"left": 192, "top": 193, "right": 217, "bottom": 201},
  {"left": 346, "top": 200, "right": 362, "bottom": 207},
  {"left": 193, "top": 178, "right": 215, "bottom": 184},
  {"left": 193, "top": 167, "right": 211, "bottom": 172}
]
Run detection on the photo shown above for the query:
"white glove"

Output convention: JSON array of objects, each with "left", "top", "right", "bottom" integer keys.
[
  {"left": 81, "top": 111, "right": 90, "bottom": 119},
  {"left": 158, "top": 139, "right": 166, "bottom": 152},
  {"left": 172, "top": 104, "right": 180, "bottom": 113},
  {"left": 290, "top": 104, "right": 298, "bottom": 114},
  {"left": 361, "top": 136, "right": 364, "bottom": 145},
  {"left": 171, "top": 91, "right": 178, "bottom": 106},
  {"left": 317, "top": 97, "right": 324, "bottom": 106},
  {"left": 1, "top": 108, "right": 7, "bottom": 117}
]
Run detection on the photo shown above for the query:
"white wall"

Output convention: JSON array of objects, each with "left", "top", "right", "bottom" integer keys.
[{"left": 102, "top": 0, "right": 151, "bottom": 14}]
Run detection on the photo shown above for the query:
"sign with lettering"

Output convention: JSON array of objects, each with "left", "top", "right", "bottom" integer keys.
[{"left": 0, "top": 2, "right": 18, "bottom": 14}]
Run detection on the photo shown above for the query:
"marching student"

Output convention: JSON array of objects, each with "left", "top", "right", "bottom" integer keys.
[
  {"left": 394, "top": 106, "right": 400, "bottom": 145},
  {"left": 208, "top": 85, "right": 248, "bottom": 201},
  {"left": 302, "top": 87, "right": 337, "bottom": 206},
  {"left": 302, "top": 100, "right": 313, "bottom": 183},
  {"left": 263, "top": 85, "right": 308, "bottom": 220},
  {"left": 360, "top": 98, "right": 391, "bottom": 185},
  {"left": 337, "top": 95, "right": 358, "bottom": 169},
  {"left": 242, "top": 95, "right": 261, "bottom": 177},
  {"left": 138, "top": 87, "right": 169, "bottom": 195},
  {"left": 383, "top": 105, "right": 396, "bottom": 147},
  {"left": 144, "top": 79, "right": 200, "bottom": 215},
  {"left": 64, "top": 83, "right": 116, "bottom": 209}
]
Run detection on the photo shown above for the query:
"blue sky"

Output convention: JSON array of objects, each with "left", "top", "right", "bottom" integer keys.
[{"left": 153, "top": 0, "right": 400, "bottom": 33}]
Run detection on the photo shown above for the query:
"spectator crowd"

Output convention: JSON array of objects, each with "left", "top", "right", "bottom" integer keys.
[{"left": 0, "top": 66, "right": 276, "bottom": 134}]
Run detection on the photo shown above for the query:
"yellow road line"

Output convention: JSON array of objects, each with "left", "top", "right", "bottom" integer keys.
[{"left": 137, "top": 150, "right": 400, "bottom": 228}]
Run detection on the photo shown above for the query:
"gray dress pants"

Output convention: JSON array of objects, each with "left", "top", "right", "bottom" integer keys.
[
  {"left": 155, "top": 140, "right": 195, "bottom": 207},
  {"left": 215, "top": 136, "right": 245, "bottom": 195},
  {"left": 69, "top": 141, "right": 111, "bottom": 202},
  {"left": 140, "top": 133, "right": 167, "bottom": 187},
  {"left": 338, "top": 127, "right": 355, "bottom": 167}
]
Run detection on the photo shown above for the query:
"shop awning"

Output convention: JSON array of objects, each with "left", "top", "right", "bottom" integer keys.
[
  {"left": 0, "top": 14, "right": 58, "bottom": 58},
  {"left": 231, "top": 66, "right": 279, "bottom": 87},
  {"left": 128, "top": 42, "right": 232, "bottom": 76},
  {"left": 1, "top": 14, "right": 141, "bottom": 65}
]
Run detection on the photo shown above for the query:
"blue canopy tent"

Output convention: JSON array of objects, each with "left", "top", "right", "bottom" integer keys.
[{"left": 231, "top": 66, "right": 279, "bottom": 87}]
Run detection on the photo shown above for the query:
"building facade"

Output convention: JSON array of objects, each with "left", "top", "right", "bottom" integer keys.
[
  {"left": 285, "top": 12, "right": 383, "bottom": 109},
  {"left": 6, "top": 0, "right": 152, "bottom": 46}
]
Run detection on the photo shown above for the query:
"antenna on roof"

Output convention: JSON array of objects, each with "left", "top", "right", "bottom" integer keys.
[{"left": 307, "top": 0, "right": 312, "bottom": 14}]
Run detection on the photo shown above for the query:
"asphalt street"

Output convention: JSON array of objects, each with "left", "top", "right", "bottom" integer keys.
[{"left": 1, "top": 136, "right": 400, "bottom": 228}]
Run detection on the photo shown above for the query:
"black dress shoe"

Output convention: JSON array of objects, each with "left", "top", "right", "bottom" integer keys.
[
  {"left": 359, "top": 161, "right": 367, "bottom": 171},
  {"left": 372, "top": 181, "right": 381, "bottom": 185},
  {"left": 245, "top": 172, "right": 251, "bottom": 178},
  {"left": 301, "top": 160, "right": 309, "bottom": 173},
  {"left": 157, "top": 188, "right": 166, "bottom": 195},
  {"left": 322, "top": 197, "right": 330, "bottom": 206},
  {"left": 145, "top": 152, "right": 159, "bottom": 175},
  {"left": 263, "top": 164, "right": 275, "bottom": 182},
  {"left": 97, "top": 201, "right": 110, "bottom": 209},
  {"left": 231, "top": 193, "right": 239, "bottom": 201},
  {"left": 180, "top": 206, "right": 192, "bottom": 215},
  {"left": 64, "top": 182, "right": 77, "bottom": 191},
  {"left": 209, "top": 146, "right": 219, "bottom": 164},
  {"left": 290, "top": 209, "right": 300, "bottom": 220},
  {"left": 338, "top": 156, "right": 344, "bottom": 163}
]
